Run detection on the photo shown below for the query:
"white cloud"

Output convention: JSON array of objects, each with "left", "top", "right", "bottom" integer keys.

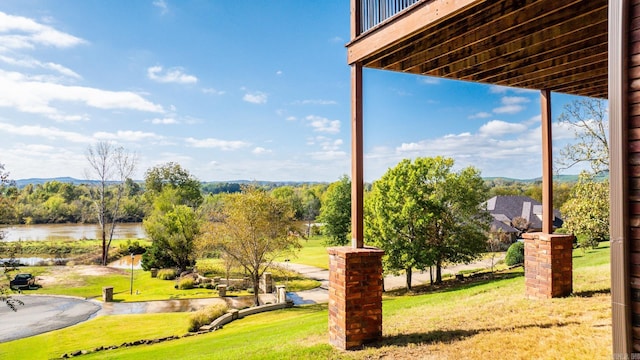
[
  {"left": 307, "top": 136, "right": 346, "bottom": 161},
  {"left": 150, "top": 117, "right": 179, "bottom": 125},
  {"left": 293, "top": 99, "right": 337, "bottom": 105},
  {"left": 276, "top": 70, "right": 283, "bottom": 76},
  {"left": 286, "top": 116, "right": 297, "bottom": 121},
  {"left": 420, "top": 77, "right": 439, "bottom": 85},
  {"left": 0, "top": 122, "right": 91, "bottom": 143},
  {"left": 493, "top": 96, "right": 530, "bottom": 114},
  {"left": 94, "top": 130, "right": 164, "bottom": 142},
  {"left": 489, "top": 85, "right": 510, "bottom": 94},
  {"left": 309, "top": 150, "right": 347, "bottom": 161},
  {"left": 361, "top": 116, "right": 581, "bottom": 181},
  {"left": 468, "top": 111, "right": 491, "bottom": 119},
  {"left": 153, "top": 0, "right": 169, "bottom": 15},
  {"left": 147, "top": 66, "right": 198, "bottom": 84},
  {"left": 329, "top": 36, "right": 344, "bottom": 43},
  {"left": 185, "top": 137, "right": 250, "bottom": 150},
  {"left": 252, "top": 147, "right": 272, "bottom": 155},
  {"left": 243, "top": 91, "right": 268, "bottom": 104},
  {"left": 0, "top": 11, "right": 87, "bottom": 52},
  {"left": 478, "top": 120, "right": 528, "bottom": 136},
  {"left": 0, "top": 55, "right": 81, "bottom": 79},
  {"left": 202, "top": 87, "right": 225, "bottom": 95},
  {"left": 306, "top": 115, "right": 340, "bottom": 133},
  {"left": 0, "top": 70, "right": 164, "bottom": 120}
]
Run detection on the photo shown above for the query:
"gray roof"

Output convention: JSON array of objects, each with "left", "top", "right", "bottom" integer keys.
[{"left": 483, "top": 195, "right": 563, "bottom": 230}]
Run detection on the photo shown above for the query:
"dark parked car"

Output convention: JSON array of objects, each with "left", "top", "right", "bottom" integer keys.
[{"left": 10, "top": 273, "right": 36, "bottom": 290}]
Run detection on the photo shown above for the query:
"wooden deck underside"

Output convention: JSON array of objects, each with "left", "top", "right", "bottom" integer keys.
[{"left": 348, "top": 0, "right": 608, "bottom": 98}]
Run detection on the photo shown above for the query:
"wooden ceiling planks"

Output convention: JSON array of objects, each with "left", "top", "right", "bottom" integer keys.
[{"left": 350, "top": 0, "right": 609, "bottom": 98}]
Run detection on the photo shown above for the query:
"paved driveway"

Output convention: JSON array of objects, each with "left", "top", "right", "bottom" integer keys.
[{"left": 0, "top": 295, "right": 100, "bottom": 343}]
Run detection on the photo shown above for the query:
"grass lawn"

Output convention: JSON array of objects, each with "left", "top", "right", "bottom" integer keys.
[
  {"left": 23, "top": 267, "right": 227, "bottom": 301},
  {"left": 0, "top": 313, "right": 190, "bottom": 359},
  {"left": 276, "top": 235, "right": 332, "bottom": 269},
  {"left": 1, "top": 242, "right": 613, "bottom": 359}
]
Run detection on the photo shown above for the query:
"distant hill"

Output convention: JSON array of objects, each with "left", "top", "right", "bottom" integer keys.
[
  {"left": 14, "top": 177, "right": 100, "bottom": 188},
  {"left": 13, "top": 177, "right": 328, "bottom": 189},
  {"left": 484, "top": 173, "right": 608, "bottom": 184},
  {"left": 14, "top": 174, "right": 606, "bottom": 189}
]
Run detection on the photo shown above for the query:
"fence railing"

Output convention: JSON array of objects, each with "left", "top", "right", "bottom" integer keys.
[{"left": 359, "top": 0, "right": 421, "bottom": 34}]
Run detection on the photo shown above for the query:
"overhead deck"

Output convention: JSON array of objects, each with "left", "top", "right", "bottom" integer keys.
[{"left": 347, "top": 0, "right": 608, "bottom": 99}]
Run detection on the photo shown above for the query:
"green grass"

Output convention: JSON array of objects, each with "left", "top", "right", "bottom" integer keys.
[
  {"left": 82, "top": 306, "right": 335, "bottom": 360},
  {"left": 276, "top": 235, "right": 332, "bottom": 269},
  {"left": 26, "top": 267, "right": 226, "bottom": 301},
  {"left": 1, "top": 242, "right": 613, "bottom": 359},
  {"left": 0, "top": 313, "right": 190, "bottom": 359}
]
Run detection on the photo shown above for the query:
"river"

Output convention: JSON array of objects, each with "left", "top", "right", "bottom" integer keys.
[{"left": 0, "top": 223, "right": 146, "bottom": 242}]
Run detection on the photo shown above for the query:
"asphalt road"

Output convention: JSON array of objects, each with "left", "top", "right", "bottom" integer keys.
[{"left": 0, "top": 295, "right": 100, "bottom": 343}]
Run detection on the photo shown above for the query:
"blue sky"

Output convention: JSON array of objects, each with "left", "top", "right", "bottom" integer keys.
[{"left": 0, "top": 1, "right": 591, "bottom": 182}]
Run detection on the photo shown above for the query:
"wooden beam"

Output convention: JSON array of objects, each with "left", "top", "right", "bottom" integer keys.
[
  {"left": 351, "top": 63, "right": 364, "bottom": 248},
  {"left": 609, "top": 0, "right": 632, "bottom": 355},
  {"left": 540, "top": 89, "right": 553, "bottom": 234},
  {"left": 347, "top": 0, "right": 480, "bottom": 65}
]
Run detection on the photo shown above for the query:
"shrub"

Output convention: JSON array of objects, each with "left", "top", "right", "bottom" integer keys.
[
  {"left": 578, "top": 235, "right": 599, "bottom": 252},
  {"left": 157, "top": 269, "right": 177, "bottom": 280},
  {"left": 188, "top": 303, "right": 229, "bottom": 332},
  {"left": 505, "top": 242, "right": 525, "bottom": 266},
  {"left": 178, "top": 277, "right": 195, "bottom": 290}
]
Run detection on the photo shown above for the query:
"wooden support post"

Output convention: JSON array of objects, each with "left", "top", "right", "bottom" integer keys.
[
  {"left": 351, "top": 63, "right": 364, "bottom": 249},
  {"left": 350, "top": 0, "right": 361, "bottom": 39},
  {"left": 540, "top": 89, "right": 553, "bottom": 234},
  {"left": 609, "top": 0, "right": 632, "bottom": 355}
]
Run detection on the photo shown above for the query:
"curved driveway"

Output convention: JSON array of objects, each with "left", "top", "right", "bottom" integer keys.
[{"left": 0, "top": 295, "right": 100, "bottom": 343}]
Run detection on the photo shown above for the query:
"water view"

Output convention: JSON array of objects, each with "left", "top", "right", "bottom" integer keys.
[{"left": 0, "top": 223, "right": 146, "bottom": 242}]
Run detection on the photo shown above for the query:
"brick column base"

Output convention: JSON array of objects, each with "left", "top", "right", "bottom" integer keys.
[
  {"left": 328, "top": 246, "right": 384, "bottom": 350},
  {"left": 523, "top": 232, "right": 574, "bottom": 299}
]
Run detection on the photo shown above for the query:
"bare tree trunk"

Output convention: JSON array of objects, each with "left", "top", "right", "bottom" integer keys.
[
  {"left": 406, "top": 267, "right": 412, "bottom": 291},
  {"left": 435, "top": 259, "right": 442, "bottom": 284},
  {"left": 429, "top": 266, "right": 433, "bottom": 285},
  {"left": 86, "top": 142, "right": 136, "bottom": 266},
  {"left": 253, "top": 274, "right": 260, "bottom": 306}
]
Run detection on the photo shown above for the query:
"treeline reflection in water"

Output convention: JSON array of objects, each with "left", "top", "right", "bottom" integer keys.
[{"left": 0, "top": 223, "right": 146, "bottom": 242}]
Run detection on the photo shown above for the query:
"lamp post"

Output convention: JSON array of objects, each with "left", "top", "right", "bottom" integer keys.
[
  {"left": 130, "top": 253, "right": 134, "bottom": 295},
  {"left": 284, "top": 258, "right": 290, "bottom": 286}
]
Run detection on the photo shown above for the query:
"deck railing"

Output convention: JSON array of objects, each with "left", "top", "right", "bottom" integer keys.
[{"left": 359, "top": 0, "right": 421, "bottom": 34}]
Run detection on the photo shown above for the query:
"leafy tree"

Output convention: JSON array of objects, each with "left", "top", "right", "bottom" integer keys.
[
  {"left": 86, "top": 141, "right": 137, "bottom": 265},
  {"left": 318, "top": 175, "right": 351, "bottom": 246},
  {"left": 198, "top": 186, "right": 300, "bottom": 306},
  {"left": 560, "top": 172, "right": 609, "bottom": 249},
  {"left": 302, "top": 189, "right": 321, "bottom": 237},
  {"left": 271, "top": 186, "right": 303, "bottom": 220},
  {"left": 365, "top": 157, "right": 491, "bottom": 289},
  {"left": 144, "top": 162, "right": 202, "bottom": 208},
  {"left": 557, "top": 98, "right": 609, "bottom": 174},
  {"left": 142, "top": 188, "right": 201, "bottom": 272},
  {"left": 0, "top": 163, "right": 22, "bottom": 311}
]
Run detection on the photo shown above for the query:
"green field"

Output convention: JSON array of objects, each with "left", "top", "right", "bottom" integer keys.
[
  {"left": 0, "top": 242, "right": 612, "bottom": 359},
  {"left": 276, "top": 235, "right": 332, "bottom": 269}
]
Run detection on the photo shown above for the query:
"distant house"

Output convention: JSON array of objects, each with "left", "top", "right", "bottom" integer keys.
[{"left": 484, "top": 196, "right": 563, "bottom": 240}]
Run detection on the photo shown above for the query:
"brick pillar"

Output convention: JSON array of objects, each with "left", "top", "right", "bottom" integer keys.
[
  {"left": 523, "top": 232, "right": 574, "bottom": 299},
  {"left": 328, "top": 246, "right": 384, "bottom": 350}
]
